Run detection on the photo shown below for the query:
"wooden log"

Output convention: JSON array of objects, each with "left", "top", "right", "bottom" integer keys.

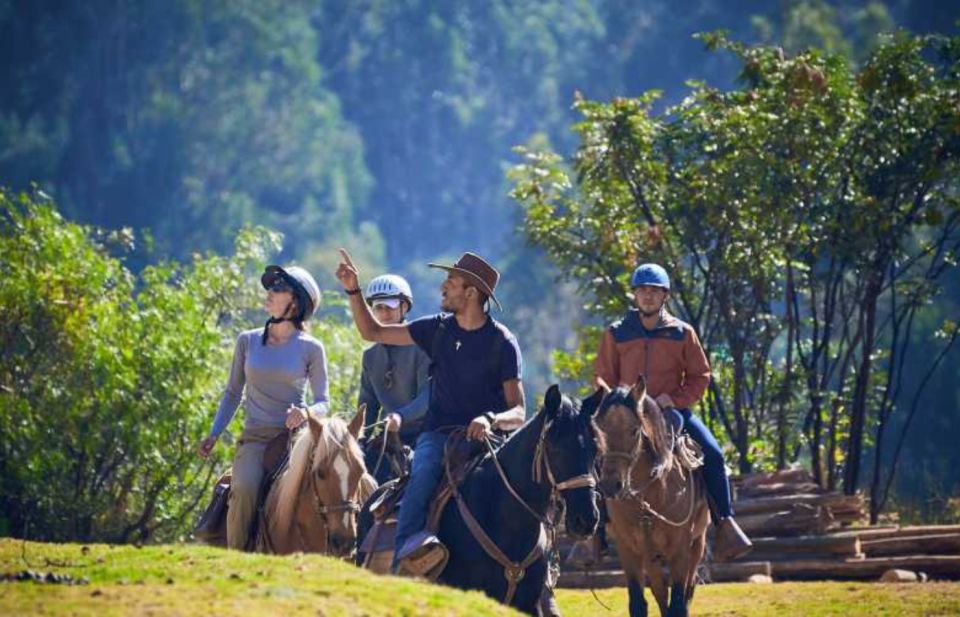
[
  {"left": 735, "top": 534, "right": 862, "bottom": 558},
  {"left": 734, "top": 493, "right": 863, "bottom": 516},
  {"left": 737, "top": 481, "right": 824, "bottom": 498},
  {"left": 826, "top": 525, "right": 900, "bottom": 539},
  {"left": 701, "top": 561, "right": 773, "bottom": 582},
  {"left": 862, "top": 534, "right": 960, "bottom": 557},
  {"left": 770, "top": 555, "right": 960, "bottom": 580},
  {"left": 733, "top": 468, "right": 815, "bottom": 490},
  {"left": 557, "top": 569, "right": 626, "bottom": 589},
  {"left": 557, "top": 562, "right": 774, "bottom": 588},
  {"left": 830, "top": 525, "right": 960, "bottom": 541},
  {"left": 738, "top": 503, "right": 834, "bottom": 537}
]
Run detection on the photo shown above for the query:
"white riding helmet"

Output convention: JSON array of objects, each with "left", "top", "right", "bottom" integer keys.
[
  {"left": 262, "top": 265, "right": 321, "bottom": 318},
  {"left": 366, "top": 274, "right": 413, "bottom": 311}
]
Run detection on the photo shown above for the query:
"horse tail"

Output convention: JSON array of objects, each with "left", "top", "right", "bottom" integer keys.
[{"left": 270, "top": 428, "right": 314, "bottom": 540}]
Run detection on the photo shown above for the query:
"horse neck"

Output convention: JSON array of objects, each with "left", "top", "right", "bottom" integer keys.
[{"left": 487, "top": 416, "right": 552, "bottom": 514}]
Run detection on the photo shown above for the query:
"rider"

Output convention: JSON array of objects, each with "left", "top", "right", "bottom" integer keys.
[
  {"left": 197, "top": 264, "right": 329, "bottom": 551},
  {"left": 358, "top": 274, "right": 430, "bottom": 446},
  {"left": 335, "top": 249, "right": 525, "bottom": 574},
  {"left": 591, "top": 262, "right": 752, "bottom": 562}
]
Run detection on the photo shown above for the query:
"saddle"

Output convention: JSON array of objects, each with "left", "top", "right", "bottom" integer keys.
[
  {"left": 360, "top": 432, "right": 497, "bottom": 578},
  {"left": 193, "top": 429, "right": 292, "bottom": 547},
  {"left": 657, "top": 407, "right": 704, "bottom": 473}
]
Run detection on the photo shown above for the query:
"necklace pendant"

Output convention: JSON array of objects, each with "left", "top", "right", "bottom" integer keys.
[{"left": 455, "top": 341, "right": 462, "bottom": 351}]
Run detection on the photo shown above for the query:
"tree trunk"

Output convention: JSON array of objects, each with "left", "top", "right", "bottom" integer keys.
[{"left": 844, "top": 276, "right": 881, "bottom": 496}]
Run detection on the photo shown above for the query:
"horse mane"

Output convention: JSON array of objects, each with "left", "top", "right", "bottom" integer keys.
[
  {"left": 271, "top": 416, "right": 364, "bottom": 538},
  {"left": 603, "top": 387, "right": 674, "bottom": 479}
]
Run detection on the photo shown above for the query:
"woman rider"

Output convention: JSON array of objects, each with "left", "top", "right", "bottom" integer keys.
[{"left": 197, "top": 265, "right": 329, "bottom": 550}]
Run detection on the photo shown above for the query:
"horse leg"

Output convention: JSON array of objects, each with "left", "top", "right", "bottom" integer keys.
[
  {"left": 667, "top": 579, "right": 688, "bottom": 617},
  {"left": 617, "top": 548, "right": 649, "bottom": 617},
  {"left": 645, "top": 561, "right": 669, "bottom": 617},
  {"left": 685, "top": 532, "right": 707, "bottom": 604}
]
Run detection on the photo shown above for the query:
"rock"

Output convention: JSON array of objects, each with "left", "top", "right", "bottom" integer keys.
[
  {"left": 747, "top": 574, "right": 773, "bottom": 584},
  {"left": 880, "top": 568, "right": 919, "bottom": 582}
]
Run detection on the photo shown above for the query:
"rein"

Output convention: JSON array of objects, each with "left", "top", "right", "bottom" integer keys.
[
  {"left": 445, "top": 419, "right": 596, "bottom": 605},
  {"left": 603, "top": 435, "right": 698, "bottom": 528},
  {"left": 300, "top": 436, "right": 362, "bottom": 553}
]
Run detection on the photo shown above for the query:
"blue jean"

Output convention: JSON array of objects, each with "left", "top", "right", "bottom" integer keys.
[
  {"left": 677, "top": 409, "right": 734, "bottom": 519},
  {"left": 393, "top": 431, "right": 448, "bottom": 564}
]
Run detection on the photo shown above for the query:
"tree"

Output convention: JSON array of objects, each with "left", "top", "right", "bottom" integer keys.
[{"left": 511, "top": 32, "right": 960, "bottom": 511}]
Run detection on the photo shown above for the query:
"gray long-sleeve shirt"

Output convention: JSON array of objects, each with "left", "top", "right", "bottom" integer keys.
[
  {"left": 358, "top": 342, "right": 430, "bottom": 443},
  {"left": 208, "top": 329, "right": 330, "bottom": 437}
]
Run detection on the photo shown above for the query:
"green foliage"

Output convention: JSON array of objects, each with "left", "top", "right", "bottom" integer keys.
[
  {"left": 0, "top": 1, "right": 374, "bottom": 266},
  {"left": 512, "top": 32, "right": 960, "bottom": 488},
  {"left": 0, "top": 190, "right": 363, "bottom": 542}
]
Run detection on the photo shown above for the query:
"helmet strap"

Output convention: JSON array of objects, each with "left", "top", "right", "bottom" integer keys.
[{"left": 261, "top": 301, "right": 296, "bottom": 345}]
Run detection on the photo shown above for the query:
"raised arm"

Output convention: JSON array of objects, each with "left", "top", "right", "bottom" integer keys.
[{"left": 335, "top": 248, "right": 414, "bottom": 346}]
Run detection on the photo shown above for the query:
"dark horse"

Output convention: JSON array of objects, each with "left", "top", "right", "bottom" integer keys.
[
  {"left": 358, "top": 384, "right": 606, "bottom": 615},
  {"left": 360, "top": 428, "right": 411, "bottom": 486}
]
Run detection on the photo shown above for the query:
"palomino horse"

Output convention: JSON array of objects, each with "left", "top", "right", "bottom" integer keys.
[
  {"left": 594, "top": 378, "right": 710, "bottom": 617},
  {"left": 256, "top": 408, "right": 377, "bottom": 556}
]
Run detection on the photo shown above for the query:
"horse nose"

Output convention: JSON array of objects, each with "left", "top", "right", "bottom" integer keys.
[
  {"left": 599, "top": 478, "right": 622, "bottom": 498},
  {"left": 329, "top": 534, "right": 353, "bottom": 556}
]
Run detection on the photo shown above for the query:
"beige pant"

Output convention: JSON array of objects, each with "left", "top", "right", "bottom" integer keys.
[{"left": 227, "top": 425, "right": 285, "bottom": 550}]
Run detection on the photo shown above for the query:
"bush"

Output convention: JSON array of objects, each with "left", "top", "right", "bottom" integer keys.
[{"left": 0, "top": 190, "right": 364, "bottom": 542}]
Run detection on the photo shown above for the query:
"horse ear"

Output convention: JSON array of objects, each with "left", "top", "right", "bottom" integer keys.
[
  {"left": 629, "top": 374, "right": 647, "bottom": 403},
  {"left": 544, "top": 384, "right": 562, "bottom": 418},
  {"left": 348, "top": 404, "right": 365, "bottom": 440},
  {"left": 307, "top": 410, "right": 324, "bottom": 440},
  {"left": 581, "top": 386, "right": 607, "bottom": 417}
]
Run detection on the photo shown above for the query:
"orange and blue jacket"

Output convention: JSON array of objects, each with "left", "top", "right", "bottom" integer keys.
[{"left": 594, "top": 309, "right": 711, "bottom": 409}]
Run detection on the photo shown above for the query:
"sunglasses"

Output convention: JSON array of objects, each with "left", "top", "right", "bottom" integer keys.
[{"left": 267, "top": 281, "right": 292, "bottom": 293}]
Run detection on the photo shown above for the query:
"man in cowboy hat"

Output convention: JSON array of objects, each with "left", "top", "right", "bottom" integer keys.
[{"left": 335, "top": 248, "right": 525, "bottom": 574}]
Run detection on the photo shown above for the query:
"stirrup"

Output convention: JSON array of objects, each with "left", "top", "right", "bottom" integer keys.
[{"left": 396, "top": 532, "right": 449, "bottom": 579}]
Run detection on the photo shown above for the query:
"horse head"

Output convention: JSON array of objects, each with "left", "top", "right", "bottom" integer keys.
[
  {"left": 594, "top": 376, "right": 673, "bottom": 499},
  {"left": 536, "top": 384, "right": 605, "bottom": 538},
  {"left": 299, "top": 410, "right": 369, "bottom": 556}
]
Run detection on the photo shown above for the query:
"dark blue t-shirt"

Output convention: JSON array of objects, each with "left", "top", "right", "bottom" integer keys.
[{"left": 408, "top": 313, "right": 522, "bottom": 432}]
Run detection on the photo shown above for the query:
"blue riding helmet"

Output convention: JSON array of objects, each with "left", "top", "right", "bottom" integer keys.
[{"left": 630, "top": 263, "right": 670, "bottom": 290}]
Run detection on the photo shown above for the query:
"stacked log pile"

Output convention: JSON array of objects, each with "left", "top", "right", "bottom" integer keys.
[{"left": 558, "top": 468, "right": 960, "bottom": 587}]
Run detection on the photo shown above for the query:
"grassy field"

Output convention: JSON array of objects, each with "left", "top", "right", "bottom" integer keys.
[{"left": 2, "top": 539, "right": 959, "bottom": 616}]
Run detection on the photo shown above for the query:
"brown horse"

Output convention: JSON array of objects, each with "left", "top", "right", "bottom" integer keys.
[
  {"left": 256, "top": 408, "right": 377, "bottom": 557},
  {"left": 594, "top": 377, "right": 710, "bottom": 617}
]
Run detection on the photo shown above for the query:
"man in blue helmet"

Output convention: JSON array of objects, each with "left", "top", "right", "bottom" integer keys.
[{"left": 572, "top": 263, "right": 752, "bottom": 564}]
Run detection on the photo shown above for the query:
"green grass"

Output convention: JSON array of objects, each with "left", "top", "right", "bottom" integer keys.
[
  {"left": 2, "top": 540, "right": 959, "bottom": 616},
  {"left": 0, "top": 539, "right": 519, "bottom": 616},
  {"left": 556, "top": 581, "right": 960, "bottom": 616}
]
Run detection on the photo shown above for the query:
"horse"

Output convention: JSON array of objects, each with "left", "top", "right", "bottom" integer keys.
[
  {"left": 255, "top": 408, "right": 377, "bottom": 557},
  {"left": 359, "top": 384, "right": 605, "bottom": 615},
  {"left": 593, "top": 377, "right": 710, "bottom": 617},
  {"left": 360, "top": 427, "right": 412, "bottom": 486}
]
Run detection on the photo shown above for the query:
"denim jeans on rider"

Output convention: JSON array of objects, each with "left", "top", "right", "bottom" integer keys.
[
  {"left": 677, "top": 408, "right": 734, "bottom": 519},
  {"left": 392, "top": 430, "right": 448, "bottom": 568}
]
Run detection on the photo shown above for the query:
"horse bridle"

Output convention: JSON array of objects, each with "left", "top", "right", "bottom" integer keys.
[
  {"left": 305, "top": 439, "right": 362, "bottom": 548},
  {"left": 447, "top": 416, "right": 597, "bottom": 605},
  {"left": 597, "top": 414, "right": 699, "bottom": 528}
]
